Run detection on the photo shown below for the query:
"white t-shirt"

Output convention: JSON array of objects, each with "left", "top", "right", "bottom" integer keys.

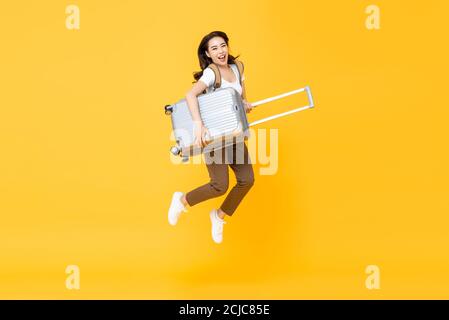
[{"left": 199, "top": 64, "right": 245, "bottom": 95}]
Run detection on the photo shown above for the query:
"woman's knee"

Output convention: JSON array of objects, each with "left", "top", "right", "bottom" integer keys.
[
  {"left": 210, "top": 180, "right": 229, "bottom": 196},
  {"left": 238, "top": 173, "right": 255, "bottom": 188}
]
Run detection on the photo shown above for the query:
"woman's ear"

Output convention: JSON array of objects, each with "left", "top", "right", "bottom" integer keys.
[{"left": 205, "top": 51, "right": 210, "bottom": 58}]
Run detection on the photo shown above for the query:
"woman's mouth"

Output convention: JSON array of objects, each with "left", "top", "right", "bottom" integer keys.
[{"left": 218, "top": 54, "right": 226, "bottom": 62}]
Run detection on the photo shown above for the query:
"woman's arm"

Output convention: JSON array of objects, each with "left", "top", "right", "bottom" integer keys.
[
  {"left": 241, "top": 80, "right": 253, "bottom": 113},
  {"left": 186, "top": 81, "right": 210, "bottom": 147},
  {"left": 186, "top": 81, "right": 208, "bottom": 124}
]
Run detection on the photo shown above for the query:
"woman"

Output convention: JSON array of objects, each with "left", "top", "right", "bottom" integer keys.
[{"left": 168, "top": 31, "right": 255, "bottom": 244}]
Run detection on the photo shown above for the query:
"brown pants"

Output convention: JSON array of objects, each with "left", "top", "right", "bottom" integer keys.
[{"left": 185, "top": 140, "right": 255, "bottom": 216}]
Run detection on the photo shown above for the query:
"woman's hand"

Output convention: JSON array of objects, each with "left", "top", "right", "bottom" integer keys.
[
  {"left": 193, "top": 121, "right": 211, "bottom": 148},
  {"left": 243, "top": 100, "right": 253, "bottom": 113}
]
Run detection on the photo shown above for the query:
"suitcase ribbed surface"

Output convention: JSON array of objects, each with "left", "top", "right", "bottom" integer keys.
[{"left": 198, "top": 90, "right": 239, "bottom": 134}]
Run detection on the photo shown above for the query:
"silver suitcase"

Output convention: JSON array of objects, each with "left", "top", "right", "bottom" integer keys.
[{"left": 165, "top": 86, "right": 315, "bottom": 161}]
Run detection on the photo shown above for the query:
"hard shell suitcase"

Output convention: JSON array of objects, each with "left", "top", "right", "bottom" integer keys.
[{"left": 165, "top": 85, "right": 315, "bottom": 161}]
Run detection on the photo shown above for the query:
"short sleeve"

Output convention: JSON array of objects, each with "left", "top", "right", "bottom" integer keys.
[{"left": 198, "top": 67, "right": 215, "bottom": 88}]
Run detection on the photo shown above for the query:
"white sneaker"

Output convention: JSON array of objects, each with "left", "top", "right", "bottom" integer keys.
[
  {"left": 168, "top": 192, "right": 187, "bottom": 226},
  {"left": 209, "top": 209, "right": 226, "bottom": 244}
]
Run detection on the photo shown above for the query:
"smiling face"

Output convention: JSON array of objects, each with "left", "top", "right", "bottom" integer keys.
[{"left": 205, "top": 36, "right": 229, "bottom": 67}]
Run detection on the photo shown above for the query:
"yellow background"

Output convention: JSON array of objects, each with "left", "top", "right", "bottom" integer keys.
[{"left": 1, "top": 0, "right": 448, "bottom": 299}]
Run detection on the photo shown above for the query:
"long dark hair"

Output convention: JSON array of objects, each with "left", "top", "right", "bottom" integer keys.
[{"left": 193, "top": 31, "right": 240, "bottom": 82}]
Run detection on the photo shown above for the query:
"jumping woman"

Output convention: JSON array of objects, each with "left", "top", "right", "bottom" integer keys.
[{"left": 168, "top": 31, "right": 255, "bottom": 244}]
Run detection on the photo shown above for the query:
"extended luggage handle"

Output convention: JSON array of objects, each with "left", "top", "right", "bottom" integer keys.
[{"left": 248, "top": 85, "right": 314, "bottom": 127}]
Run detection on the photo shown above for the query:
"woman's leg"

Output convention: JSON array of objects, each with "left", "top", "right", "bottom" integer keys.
[
  {"left": 185, "top": 151, "right": 230, "bottom": 207},
  {"left": 219, "top": 142, "right": 255, "bottom": 217}
]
